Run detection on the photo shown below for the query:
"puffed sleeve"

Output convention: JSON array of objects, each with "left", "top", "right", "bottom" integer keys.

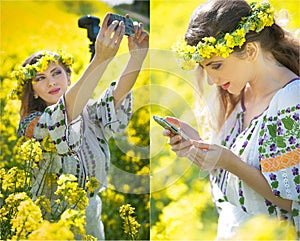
[
  {"left": 258, "top": 80, "right": 299, "bottom": 225},
  {"left": 17, "top": 95, "right": 82, "bottom": 156},
  {"left": 86, "top": 81, "right": 133, "bottom": 139}
]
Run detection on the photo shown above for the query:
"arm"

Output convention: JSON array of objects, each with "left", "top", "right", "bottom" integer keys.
[
  {"left": 188, "top": 141, "right": 292, "bottom": 212},
  {"left": 113, "top": 21, "right": 149, "bottom": 108},
  {"left": 65, "top": 13, "right": 125, "bottom": 122},
  {"left": 164, "top": 117, "right": 292, "bottom": 212}
]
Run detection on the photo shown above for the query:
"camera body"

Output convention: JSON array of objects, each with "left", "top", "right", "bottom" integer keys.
[
  {"left": 108, "top": 14, "right": 135, "bottom": 37},
  {"left": 78, "top": 14, "right": 135, "bottom": 60},
  {"left": 78, "top": 15, "right": 100, "bottom": 43}
]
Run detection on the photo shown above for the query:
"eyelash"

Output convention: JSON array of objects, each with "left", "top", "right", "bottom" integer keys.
[
  {"left": 211, "top": 64, "right": 221, "bottom": 70},
  {"left": 34, "top": 70, "right": 62, "bottom": 82}
]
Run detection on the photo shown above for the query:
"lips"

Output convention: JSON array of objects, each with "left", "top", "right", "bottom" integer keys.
[
  {"left": 48, "top": 88, "right": 60, "bottom": 95},
  {"left": 221, "top": 82, "right": 230, "bottom": 90}
]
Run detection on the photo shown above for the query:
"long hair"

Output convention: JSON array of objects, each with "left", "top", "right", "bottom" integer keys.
[
  {"left": 19, "top": 51, "right": 72, "bottom": 120},
  {"left": 185, "top": 0, "right": 300, "bottom": 131}
]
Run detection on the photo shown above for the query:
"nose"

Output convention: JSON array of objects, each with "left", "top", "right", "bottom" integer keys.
[
  {"left": 207, "top": 75, "right": 217, "bottom": 86},
  {"left": 48, "top": 77, "right": 56, "bottom": 87}
]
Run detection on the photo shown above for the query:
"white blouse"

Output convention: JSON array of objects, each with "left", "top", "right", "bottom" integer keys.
[
  {"left": 17, "top": 81, "right": 132, "bottom": 239},
  {"left": 210, "top": 78, "right": 300, "bottom": 239}
]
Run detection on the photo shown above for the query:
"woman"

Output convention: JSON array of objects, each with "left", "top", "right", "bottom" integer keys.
[
  {"left": 12, "top": 13, "right": 148, "bottom": 239},
  {"left": 167, "top": 0, "right": 299, "bottom": 239}
]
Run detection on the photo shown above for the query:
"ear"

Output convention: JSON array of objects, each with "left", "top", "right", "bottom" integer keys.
[
  {"left": 245, "top": 42, "right": 259, "bottom": 62},
  {"left": 67, "top": 73, "right": 71, "bottom": 86}
]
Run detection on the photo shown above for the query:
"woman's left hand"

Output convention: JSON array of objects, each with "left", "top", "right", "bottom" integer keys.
[
  {"left": 127, "top": 16, "right": 149, "bottom": 60},
  {"left": 186, "top": 141, "right": 236, "bottom": 172}
]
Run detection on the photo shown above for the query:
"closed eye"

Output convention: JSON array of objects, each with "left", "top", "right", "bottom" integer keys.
[{"left": 211, "top": 63, "right": 222, "bottom": 70}]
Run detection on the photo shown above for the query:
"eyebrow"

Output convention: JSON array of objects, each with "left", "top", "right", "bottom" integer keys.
[
  {"left": 205, "top": 61, "right": 222, "bottom": 66},
  {"left": 35, "top": 67, "right": 60, "bottom": 77}
]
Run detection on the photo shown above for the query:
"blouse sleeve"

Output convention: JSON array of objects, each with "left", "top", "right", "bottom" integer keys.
[
  {"left": 258, "top": 80, "right": 299, "bottom": 223},
  {"left": 17, "top": 96, "right": 82, "bottom": 156},
  {"left": 86, "top": 81, "right": 133, "bottom": 140}
]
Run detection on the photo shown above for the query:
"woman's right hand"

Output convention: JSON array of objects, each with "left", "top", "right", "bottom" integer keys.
[
  {"left": 162, "top": 116, "right": 201, "bottom": 157},
  {"left": 94, "top": 13, "right": 125, "bottom": 63}
]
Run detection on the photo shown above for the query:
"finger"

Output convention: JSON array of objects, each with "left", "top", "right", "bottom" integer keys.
[
  {"left": 133, "top": 21, "right": 139, "bottom": 36},
  {"left": 138, "top": 31, "right": 148, "bottom": 44},
  {"left": 168, "top": 134, "right": 183, "bottom": 145},
  {"left": 111, "top": 21, "right": 125, "bottom": 45},
  {"left": 105, "top": 20, "right": 119, "bottom": 40},
  {"left": 171, "top": 139, "right": 192, "bottom": 152},
  {"left": 101, "top": 13, "right": 111, "bottom": 34},
  {"left": 162, "top": 128, "right": 172, "bottom": 137},
  {"left": 175, "top": 146, "right": 192, "bottom": 157},
  {"left": 136, "top": 22, "right": 143, "bottom": 39},
  {"left": 192, "top": 140, "right": 211, "bottom": 150}
]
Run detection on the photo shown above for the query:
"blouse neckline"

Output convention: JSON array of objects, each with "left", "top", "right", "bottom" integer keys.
[
  {"left": 240, "top": 77, "right": 300, "bottom": 130},
  {"left": 241, "top": 77, "right": 300, "bottom": 114}
]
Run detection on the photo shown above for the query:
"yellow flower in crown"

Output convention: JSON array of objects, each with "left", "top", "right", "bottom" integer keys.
[
  {"left": 9, "top": 50, "right": 73, "bottom": 100},
  {"left": 172, "top": 1, "right": 275, "bottom": 70}
]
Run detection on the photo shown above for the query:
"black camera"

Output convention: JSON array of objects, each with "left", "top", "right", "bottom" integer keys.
[
  {"left": 78, "top": 15, "right": 100, "bottom": 43},
  {"left": 108, "top": 13, "right": 134, "bottom": 37},
  {"left": 78, "top": 14, "right": 135, "bottom": 60}
]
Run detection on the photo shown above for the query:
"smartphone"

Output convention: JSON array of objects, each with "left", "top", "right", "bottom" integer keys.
[
  {"left": 153, "top": 115, "right": 190, "bottom": 140},
  {"left": 108, "top": 13, "right": 135, "bottom": 36}
]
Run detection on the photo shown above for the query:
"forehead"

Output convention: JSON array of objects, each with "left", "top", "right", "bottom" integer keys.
[{"left": 200, "top": 56, "right": 225, "bottom": 66}]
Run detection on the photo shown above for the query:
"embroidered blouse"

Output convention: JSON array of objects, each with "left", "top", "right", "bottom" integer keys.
[
  {"left": 17, "top": 81, "right": 132, "bottom": 197},
  {"left": 210, "top": 78, "right": 300, "bottom": 235},
  {"left": 17, "top": 81, "right": 132, "bottom": 239}
]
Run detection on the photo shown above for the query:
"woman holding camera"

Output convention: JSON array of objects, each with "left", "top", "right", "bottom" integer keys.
[
  {"left": 12, "top": 13, "right": 148, "bottom": 239},
  {"left": 166, "top": 0, "right": 299, "bottom": 239}
]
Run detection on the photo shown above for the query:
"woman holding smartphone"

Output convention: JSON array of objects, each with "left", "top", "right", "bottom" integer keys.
[{"left": 164, "top": 0, "right": 299, "bottom": 239}]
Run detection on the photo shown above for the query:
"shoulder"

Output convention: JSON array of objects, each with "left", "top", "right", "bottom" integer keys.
[
  {"left": 17, "top": 112, "right": 43, "bottom": 138},
  {"left": 273, "top": 78, "right": 300, "bottom": 104},
  {"left": 270, "top": 78, "right": 300, "bottom": 110}
]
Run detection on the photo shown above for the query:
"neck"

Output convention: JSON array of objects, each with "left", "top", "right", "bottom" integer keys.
[{"left": 246, "top": 58, "right": 298, "bottom": 101}]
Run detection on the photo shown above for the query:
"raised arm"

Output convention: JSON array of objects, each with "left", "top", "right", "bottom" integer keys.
[
  {"left": 112, "top": 21, "right": 149, "bottom": 108},
  {"left": 65, "top": 13, "right": 125, "bottom": 122}
]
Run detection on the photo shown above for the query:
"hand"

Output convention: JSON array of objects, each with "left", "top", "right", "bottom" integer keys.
[
  {"left": 94, "top": 13, "right": 125, "bottom": 63},
  {"left": 186, "top": 141, "right": 237, "bottom": 172},
  {"left": 126, "top": 15, "right": 149, "bottom": 60},
  {"left": 162, "top": 117, "right": 200, "bottom": 157},
  {"left": 164, "top": 116, "right": 201, "bottom": 140}
]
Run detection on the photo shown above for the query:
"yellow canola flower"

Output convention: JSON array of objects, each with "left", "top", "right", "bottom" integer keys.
[
  {"left": 60, "top": 209, "right": 86, "bottom": 236},
  {"left": 20, "top": 138, "right": 43, "bottom": 163},
  {"left": 119, "top": 204, "right": 136, "bottom": 218},
  {"left": 9, "top": 50, "right": 73, "bottom": 99},
  {"left": 172, "top": 1, "right": 274, "bottom": 70},
  {"left": 35, "top": 195, "right": 51, "bottom": 214},
  {"left": 1, "top": 167, "right": 27, "bottom": 192},
  {"left": 41, "top": 135, "right": 56, "bottom": 152},
  {"left": 55, "top": 174, "right": 88, "bottom": 210},
  {"left": 233, "top": 215, "right": 297, "bottom": 240},
  {"left": 119, "top": 204, "right": 141, "bottom": 239},
  {"left": 11, "top": 199, "right": 43, "bottom": 240},
  {"left": 28, "top": 220, "right": 74, "bottom": 240},
  {"left": 86, "top": 176, "right": 100, "bottom": 193}
]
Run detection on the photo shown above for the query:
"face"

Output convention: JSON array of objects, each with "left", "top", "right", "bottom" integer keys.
[
  {"left": 200, "top": 54, "right": 254, "bottom": 95},
  {"left": 32, "top": 62, "right": 71, "bottom": 106}
]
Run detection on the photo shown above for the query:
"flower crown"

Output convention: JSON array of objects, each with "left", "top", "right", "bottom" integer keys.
[
  {"left": 9, "top": 50, "right": 73, "bottom": 100},
  {"left": 172, "top": 1, "right": 275, "bottom": 70}
]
